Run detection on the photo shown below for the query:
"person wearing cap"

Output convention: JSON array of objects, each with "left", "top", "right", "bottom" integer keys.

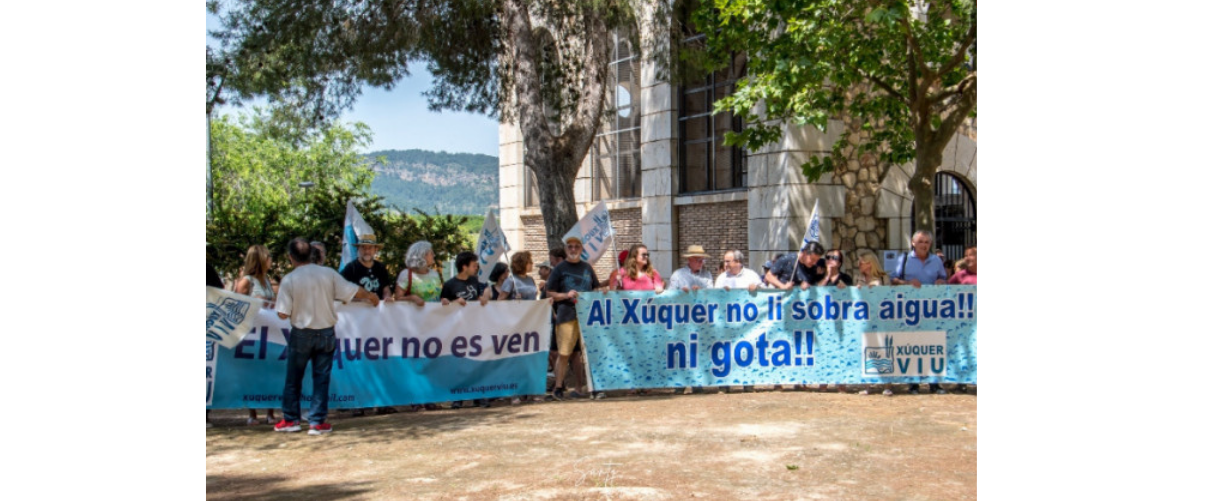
[
  {"left": 766, "top": 242, "right": 828, "bottom": 291},
  {"left": 340, "top": 234, "right": 395, "bottom": 302},
  {"left": 536, "top": 260, "right": 552, "bottom": 291},
  {"left": 667, "top": 245, "right": 715, "bottom": 292},
  {"left": 545, "top": 236, "right": 601, "bottom": 401},
  {"left": 274, "top": 238, "right": 380, "bottom": 435}
]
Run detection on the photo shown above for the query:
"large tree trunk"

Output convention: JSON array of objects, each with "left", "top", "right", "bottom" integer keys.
[
  {"left": 908, "top": 138, "right": 942, "bottom": 235},
  {"left": 502, "top": 0, "right": 610, "bottom": 249}
]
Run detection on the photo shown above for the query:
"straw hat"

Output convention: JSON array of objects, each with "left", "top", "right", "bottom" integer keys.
[
  {"left": 355, "top": 234, "right": 383, "bottom": 248},
  {"left": 681, "top": 245, "right": 709, "bottom": 258}
]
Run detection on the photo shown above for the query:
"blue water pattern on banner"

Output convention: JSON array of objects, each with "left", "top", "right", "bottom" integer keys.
[{"left": 576, "top": 286, "right": 976, "bottom": 390}]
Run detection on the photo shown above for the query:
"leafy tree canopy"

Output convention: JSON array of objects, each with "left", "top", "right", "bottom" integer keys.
[
  {"left": 208, "top": 0, "right": 639, "bottom": 249},
  {"left": 691, "top": 0, "right": 976, "bottom": 231},
  {"left": 206, "top": 109, "right": 471, "bottom": 282}
]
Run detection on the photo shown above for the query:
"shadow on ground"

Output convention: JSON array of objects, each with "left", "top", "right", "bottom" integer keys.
[{"left": 207, "top": 473, "right": 371, "bottom": 500}]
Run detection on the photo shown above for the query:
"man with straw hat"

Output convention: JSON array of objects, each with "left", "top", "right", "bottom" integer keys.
[
  {"left": 666, "top": 244, "right": 715, "bottom": 394},
  {"left": 340, "top": 234, "right": 394, "bottom": 302},
  {"left": 338, "top": 233, "right": 398, "bottom": 415},
  {"left": 668, "top": 245, "right": 716, "bottom": 292}
]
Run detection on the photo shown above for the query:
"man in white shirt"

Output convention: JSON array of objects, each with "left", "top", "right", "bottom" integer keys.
[
  {"left": 668, "top": 245, "right": 715, "bottom": 292},
  {"left": 714, "top": 250, "right": 762, "bottom": 292},
  {"left": 274, "top": 238, "right": 379, "bottom": 435},
  {"left": 714, "top": 249, "right": 761, "bottom": 393}
]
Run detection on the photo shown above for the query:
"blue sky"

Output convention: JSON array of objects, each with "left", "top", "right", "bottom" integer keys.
[{"left": 206, "top": 12, "right": 500, "bottom": 157}]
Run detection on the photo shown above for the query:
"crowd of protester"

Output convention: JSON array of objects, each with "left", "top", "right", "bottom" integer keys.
[{"left": 207, "top": 230, "right": 977, "bottom": 432}]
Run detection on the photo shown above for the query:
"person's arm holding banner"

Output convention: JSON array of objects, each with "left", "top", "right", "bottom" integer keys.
[
  {"left": 765, "top": 259, "right": 794, "bottom": 290},
  {"left": 354, "top": 287, "right": 380, "bottom": 307}
]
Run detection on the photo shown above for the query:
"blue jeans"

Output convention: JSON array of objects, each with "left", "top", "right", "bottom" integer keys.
[{"left": 282, "top": 327, "right": 336, "bottom": 424}]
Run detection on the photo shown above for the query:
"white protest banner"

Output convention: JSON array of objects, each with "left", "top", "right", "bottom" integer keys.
[
  {"left": 206, "top": 286, "right": 263, "bottom": 349},
  {"left": 476, "top": 209, "right": 510, "bottom": 280},
  {"left": 561, "top": 201, "right": 613, "bottom": 265}
]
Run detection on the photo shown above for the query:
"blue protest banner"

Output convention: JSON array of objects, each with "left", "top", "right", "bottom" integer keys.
[{"left": 576, "top": 286, "right": 976, "bottom": 390}]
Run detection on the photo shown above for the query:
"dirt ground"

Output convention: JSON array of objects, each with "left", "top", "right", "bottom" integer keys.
[{"left": 206, "top": 385, "right": 976, "bottom": 500}]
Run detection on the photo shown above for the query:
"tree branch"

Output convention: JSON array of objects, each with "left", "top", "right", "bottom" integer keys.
[
  {"left": 933, "top": 73, "right": 976, "bottom": 146},
  {"left": 863, "top": 72, "right": 907, "bottom": 104},
  {"left": 934, "top": 18, "right": 976, "bottom": 79},
  {"left": 929, "top": 71, "right": 975, "bottom": 106},
  {"left": 899, "top": 14, "right": 931, "bottom": 86}
]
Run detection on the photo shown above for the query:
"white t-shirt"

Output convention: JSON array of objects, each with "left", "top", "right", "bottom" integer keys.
[
  {"left": 713, "top": 267, "right": 763, "bottom": 289},
  {"left": 276, "top": 264, "right": 360, "bottom": 329}
]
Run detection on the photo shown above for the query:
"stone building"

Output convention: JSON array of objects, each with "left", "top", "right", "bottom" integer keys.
[{"left": 497, "top": 15, "right": 976, "bottom": 282}]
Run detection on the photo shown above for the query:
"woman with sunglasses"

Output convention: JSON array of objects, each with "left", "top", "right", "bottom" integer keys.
[
  {"left": 818, "top": 250, "right": 853, "bottom": 287},
  {"left": 812, "top": 249, "right": 853, "bottom": 392},
  {"left": 609, "top": 244, "right": 663, "bottom": 396},
  {"left": 612, "top": 244, "right": 664, "bottom": 293}
]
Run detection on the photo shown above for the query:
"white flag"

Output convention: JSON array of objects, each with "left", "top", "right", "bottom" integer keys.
[
  {"left": 206, "top": 286, "right": 264, "bottom": 349},
  {"left": 562, "top": 201, "right": 614, "bottom": 265},
  {"left": 476, "top": 209, "right": 511, "bottom": 280},
  {"left": 341, "top": 200, "right": 375, "bottom": 272},
  {"left": 799, "top": 199, "right": 821, "bottom": 252}
]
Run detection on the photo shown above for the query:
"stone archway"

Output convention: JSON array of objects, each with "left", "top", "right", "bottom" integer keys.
[{"left": 875, "top": 132, "right": 977, "bottom": 250}]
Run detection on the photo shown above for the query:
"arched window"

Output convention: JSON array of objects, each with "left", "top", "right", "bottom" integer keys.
[
  {"left": 592, "top": 29, "right": 641, "bottom": 200},
  {"left": 912, "top": 172, "right": 976, "bottom": 259}
]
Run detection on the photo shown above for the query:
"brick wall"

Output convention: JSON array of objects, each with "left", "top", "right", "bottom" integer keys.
[
  {"left": 520, "top": 207, "right": 642, "bottom": 281},
  {"left": 675, "top": 201, "right": 749, "bottom": 282}
]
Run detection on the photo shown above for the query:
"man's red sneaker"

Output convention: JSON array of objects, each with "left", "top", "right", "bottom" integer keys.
[
  {"left": 308, "top": 423, "right": 333, "bottom": 436},
  {"left": 274, "top": 420, "right": 301, "bottom": 432}
]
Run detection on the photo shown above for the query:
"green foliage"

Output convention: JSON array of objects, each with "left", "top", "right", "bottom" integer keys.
[
  {"left": 690, "top": 0, "right": 977, "bottom": 181},
  {"left": 206, "top": 110, "right": 472, "bottom": 282},
  {"left": 209, "top": 0, "right": 642, "bottom": 246},
  {"left": 460, "top": 215, "right": 485, "bottom": 243},
  {"left": 209, "top": 0, "right": 637, "bottom": 125}
]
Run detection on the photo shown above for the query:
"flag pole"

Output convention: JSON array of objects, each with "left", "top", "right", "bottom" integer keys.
[
  {"left": 790, "top": 200, "right": 822, "bottom": 287},
  {"left": 604, "top": 199, "right": 623, "bottom": 279}
]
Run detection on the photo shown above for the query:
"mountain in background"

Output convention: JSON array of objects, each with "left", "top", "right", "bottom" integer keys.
[{"left": 365, "top": 149, "right": 499, "bottom": 216}]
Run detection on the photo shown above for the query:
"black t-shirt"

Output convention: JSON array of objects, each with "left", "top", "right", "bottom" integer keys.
[
  {"left": 546, "top": 260, "right": 600, "bottom": 324},
  {"left": 340, "top": 260, "right": 394, "bottom": 299},
  {"left": 440, "top": 276, "right": 487, "bottom": 302},
  {"left": 819, "top": 272, "right": 854, "bottom": 286},
  {"left": 770, "top": 254, "right": 828, "bottom": 286},
  {"left": 207, "top": 262, "right": 223, "bottom": 288}
]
